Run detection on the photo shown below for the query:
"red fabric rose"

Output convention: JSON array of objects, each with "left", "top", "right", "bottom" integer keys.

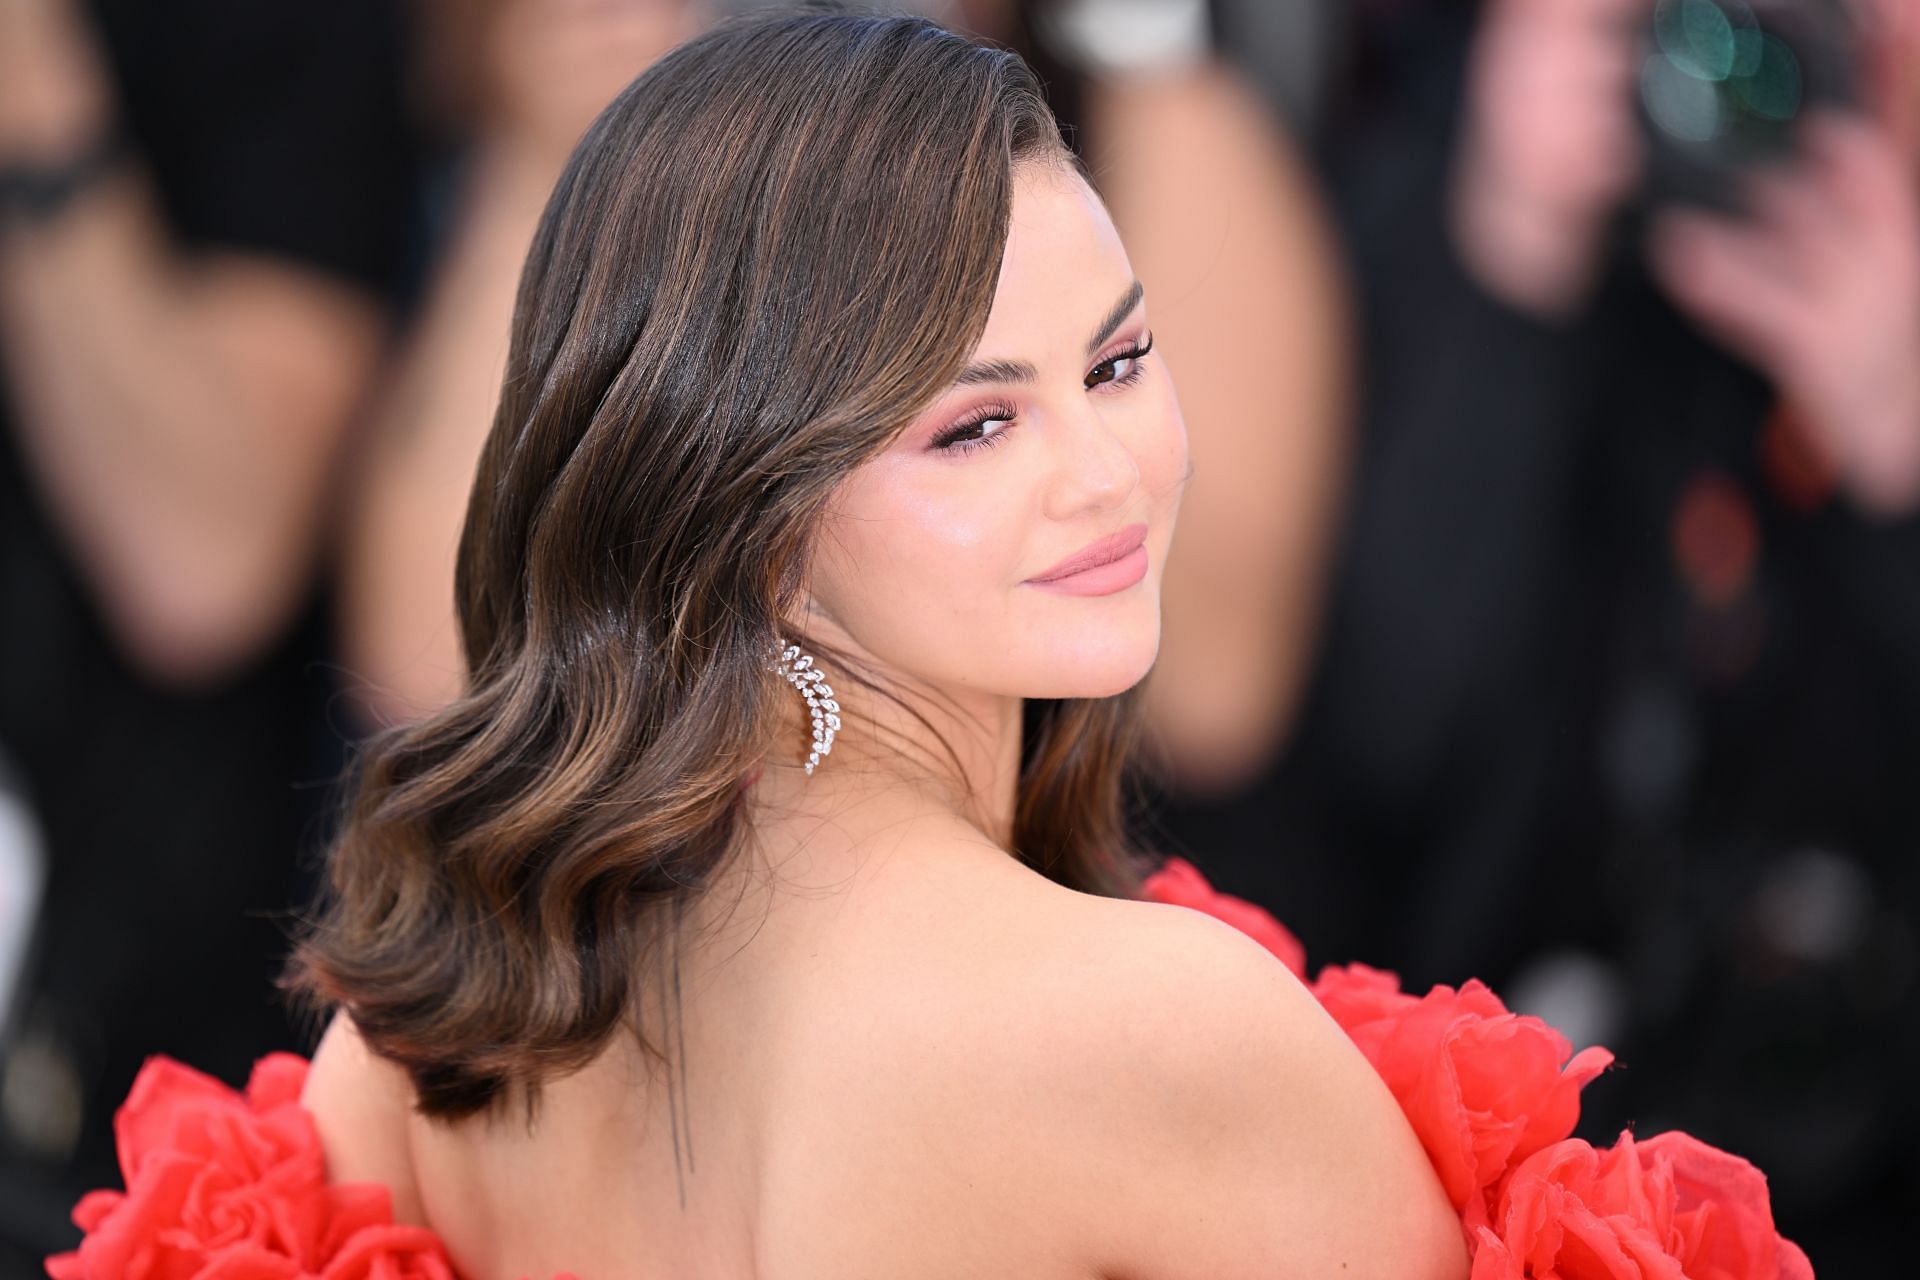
[
  {"left": 48, "top": 1055, "right": 331, "bottom": 1280},
  {"left": 1307, "top": 962, "right": 1419, "bottom": 1035},
  {"left": 318, "top": 1225, "right": 457, "bottom": 1280},
  {"left": 1638, "top": 1132, "right": 1811, "bottom": 1280},
  {"left": 46, "top": 1055, "right": 455, "bottom": 1280},
  {"left": 1141, "top": 860, "right": 1809, "bottom": 1276},
  {"left": 1469, "top": 1131, "right": 1813, "bottom": 1280},
  {"left": 1139, "top": 857, "right": 1308, "bottom": 978},
  {"left": 1311, "top": 965, "right": 1613, "bottom": 1233}
]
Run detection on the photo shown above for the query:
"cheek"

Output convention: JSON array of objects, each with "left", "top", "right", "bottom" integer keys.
[{"left": 814, "top": 460, "right": 1031, "bottom": 642}]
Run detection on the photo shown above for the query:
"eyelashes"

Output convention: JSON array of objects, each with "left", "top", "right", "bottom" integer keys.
[
  {"left": 931, "top": 333, "right": 1155, "bottom": 456},
  {"left": 932, "top": 400, "right": 1021, "bottom": 455},
  {"left": 1086, "top": 333, "right": 1155, "bottom": 390}
]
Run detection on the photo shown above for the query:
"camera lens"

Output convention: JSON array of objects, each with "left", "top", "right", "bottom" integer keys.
[{"left": 1638, "top": 0, "right": 1857, "bottom": 209}]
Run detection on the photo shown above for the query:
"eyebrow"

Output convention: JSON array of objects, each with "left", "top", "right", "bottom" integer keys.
[{"left": 952, "top": 280, "right": 1145, "bottom": 387}]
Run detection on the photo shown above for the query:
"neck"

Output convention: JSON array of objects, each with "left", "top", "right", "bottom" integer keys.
[{"left": 752, "top": 646, "right": 1023, "bottom": 851}]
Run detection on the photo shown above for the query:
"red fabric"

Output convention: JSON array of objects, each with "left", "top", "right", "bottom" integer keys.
[
  {"left": 52, "top": 863, "right": 1810, "bottom": 1280},
  {"left": 1134, "top": 859, "right": 1810, "bottom": 1278},
  {"left": 46, "top": 1055, "right": 455, "bottom": 1280},
  {"left": 1312, "top": 965, "right": 1614, "bottom": 1233},
  {"left": 1468, "top": 1132, "right": 1815, "bottom": 1280},
  {"left": 1140, "top": 856, "right": 1308, "bottom": 977}
]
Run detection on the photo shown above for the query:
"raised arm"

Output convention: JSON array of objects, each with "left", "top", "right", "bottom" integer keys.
[
  {"left": 336, "top": 0, "right": 702, "bottom": 725},
  {"left": 1089, "top": 64, "right": 1354, "bottom": 792},
  {"left": 335, "top": 148, "right": 552, "bottom": 721},
  {"left": 0, "top": 0, "right": 389, "bottom": 685}
]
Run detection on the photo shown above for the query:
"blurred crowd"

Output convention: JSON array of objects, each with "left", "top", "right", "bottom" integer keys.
[{"left": 0, "top": 0, "right": 1914, "bottom": 1271}]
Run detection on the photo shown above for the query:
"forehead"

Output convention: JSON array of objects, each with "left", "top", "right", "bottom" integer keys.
[{"left": 976, "top": 165, "right": 1132, "bottom": 351}]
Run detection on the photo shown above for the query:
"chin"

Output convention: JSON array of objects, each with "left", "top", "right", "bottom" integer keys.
[{"left": 1019, "top": 622, "right": 1161, "bottom": 700}]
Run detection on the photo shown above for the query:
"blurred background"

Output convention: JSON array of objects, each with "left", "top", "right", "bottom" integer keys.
[{"left": 1, "top": 0, "right": 1914, "bottom": 1271}]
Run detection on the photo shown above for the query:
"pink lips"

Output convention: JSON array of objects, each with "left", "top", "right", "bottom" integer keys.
[{"left": 1025, "top": 522, "right": 1150, "bottom": 597}]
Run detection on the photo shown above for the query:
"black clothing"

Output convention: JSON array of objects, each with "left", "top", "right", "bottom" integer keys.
[
  {"left": 0, "top": 1, "right": 415, "bottom": 1267},
  {"left": 1161, "top": 7, "right": 1920, "bottom": 1269}
]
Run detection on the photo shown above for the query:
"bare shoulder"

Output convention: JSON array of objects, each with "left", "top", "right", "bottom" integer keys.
[
  {"left": 1057, "top": 893, "right": 1465, "bottom": 1279},
  {"left": 822, "top": 868, "right": 1466, "bottom": 1280},
  {"left": 303, "top": 1013, "right": 427, "bottom": 1225}
]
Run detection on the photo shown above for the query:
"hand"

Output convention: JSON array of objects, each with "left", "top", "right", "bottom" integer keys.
[
  {"left": 0, "top": 0, "right": 113, "bottom": 162},
  {"left": 1861, "top": 0, "right": 1920, "bottom": 150},
  {"left": 480, "top": 0, "right": 704, "bottom": 177},
  {"left": 1451, "top": 0, "right": 1650, "bottom": 318},
  {"left": 1650, "top": 114, "right": 1920, "bottom": 517}
]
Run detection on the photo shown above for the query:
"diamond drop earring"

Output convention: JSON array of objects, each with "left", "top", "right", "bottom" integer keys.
[{"left": 772, "top": 640, "right": 838, "bottom": 774}]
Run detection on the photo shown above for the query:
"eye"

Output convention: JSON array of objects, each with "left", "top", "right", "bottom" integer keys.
[
  {"left": 1086, "top": 332, "right": 1155, "bottom": 389},
  {"left": 931, "top": 402, "right": 1018, "bottom": 454}
]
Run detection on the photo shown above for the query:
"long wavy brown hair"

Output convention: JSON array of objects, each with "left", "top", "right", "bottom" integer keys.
[{"left": 290, "top": 9, "right": 1150, "bottom": 1119}]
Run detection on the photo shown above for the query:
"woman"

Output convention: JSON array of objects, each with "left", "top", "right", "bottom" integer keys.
[
  {"left": 49, "top": 12, "right": 1808, "bottom": 1280},
  {"left": 298, "top": 11, "right": 1457, "bottom": 1276},
  {"left": 338, "top": 0, "right": 1347, "bottom": 798}
]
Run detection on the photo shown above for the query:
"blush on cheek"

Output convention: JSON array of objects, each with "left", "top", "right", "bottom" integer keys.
[
  {"left": 805, "top": 455, "right": 1034, "bottom": 669},
  {"left": 888, "top": 468, "right": 1031, "bottom": 576}
]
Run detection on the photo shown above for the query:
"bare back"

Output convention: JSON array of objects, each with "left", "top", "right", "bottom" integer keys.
[{"left": 307, "top": 827, "right": 1464, "bottom": 1280}]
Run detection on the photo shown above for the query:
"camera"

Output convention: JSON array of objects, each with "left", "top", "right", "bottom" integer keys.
[{"left": 1637, "top": 0, "right": 1861, "bottom": 210}]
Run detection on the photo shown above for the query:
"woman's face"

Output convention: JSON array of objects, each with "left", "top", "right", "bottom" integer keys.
[{"left": 807, "top": 163, "right": 1189, "bottom": 703}]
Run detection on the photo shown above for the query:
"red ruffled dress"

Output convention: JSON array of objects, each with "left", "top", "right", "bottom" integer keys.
[{"left": 48, "top": 860, "right": 1812, "bottom": 1280}]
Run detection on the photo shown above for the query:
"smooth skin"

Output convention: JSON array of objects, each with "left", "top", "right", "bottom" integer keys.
[
  {"left": 306, "top": 165, "right": 1464, "bottom": 1280},
  {"left": 337, "top": 19, "right": 1352, "bottom": 798}
]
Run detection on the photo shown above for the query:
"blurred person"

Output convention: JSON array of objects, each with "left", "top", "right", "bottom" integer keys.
[
  {"left": 1456, "top": 0, "right": 1920, "bottom": 513},
  {"left": 39, "top": 18, "right": 1813, "bottom": 1280},
  {"left": 1647, "top": 27, "right": 1920, "bottom": 515},
  {"left": 1211, "top": 0, "right": 1350, "bottom": 137},
  {"left": 1022, "top": 0, "right": 1354, "bottom": 791},
  {"left": 339, "top": 0, "right": 1354, "bottom": 798},
  {"left": 338, "top": 0, "right": 712, "bottom": 726},
  {"left": 0, "top": 0, "right": 415, "bottom": 1265},
  {"left": 1161, "top": 0, "right": 1920, "bottom": 1267}
]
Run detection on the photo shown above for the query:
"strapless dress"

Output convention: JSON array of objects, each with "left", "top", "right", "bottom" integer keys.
[{"left": 46, "top": 860, "right": 1812, "bottom": 1280}]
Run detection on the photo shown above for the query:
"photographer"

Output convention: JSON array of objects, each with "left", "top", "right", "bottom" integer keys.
[
  {"left": 0, "top": 0, "right": 415, "bottom": 1265},
  {"left": 1169, "top": 0, "right": 1920, "bottom": 1267},
  {"left": 1457, "top": 0, "right": 1920, "bottom": 513}
]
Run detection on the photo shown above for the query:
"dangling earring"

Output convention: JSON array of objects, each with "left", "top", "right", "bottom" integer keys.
[{"left": 772, "top": 640, "right": 838, "bottom": 774}]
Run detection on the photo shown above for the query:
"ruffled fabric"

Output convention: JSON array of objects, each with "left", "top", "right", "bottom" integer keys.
[
  {"left": 55, "top": 859, "right": 1809, "bottom": 1279},
  {"left": 1467, "top": 1131, "right": 1814, "bottom": 1280},
  {"left": 1310, "top": 964, "right": 1614, "bottom": 1235},
  {"left": 46, "top": 1054, "right": 459, "bottom": 1280},
  {"left": 42, "top": 1056, "right": 571, "bottom": 1280},
  {"left": 1139, "top": 856, "right": 1309, "bottom": 977},
  {"left": 1145, "top": 857, "right": 1813, "bottom": 1280}
]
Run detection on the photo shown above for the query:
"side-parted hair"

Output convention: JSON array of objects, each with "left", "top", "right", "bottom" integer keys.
[{"left": 290, "top": 9, "right": 1148, "bottom": 1119}]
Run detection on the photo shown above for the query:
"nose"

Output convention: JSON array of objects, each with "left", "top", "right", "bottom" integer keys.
[{"left": 1040, "top": 398, "right": 1141, "bottom": 523}]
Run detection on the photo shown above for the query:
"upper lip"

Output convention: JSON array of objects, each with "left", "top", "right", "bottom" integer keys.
[{"left": 1027, "top": 522, "right": 1149, "bottom": 582}]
